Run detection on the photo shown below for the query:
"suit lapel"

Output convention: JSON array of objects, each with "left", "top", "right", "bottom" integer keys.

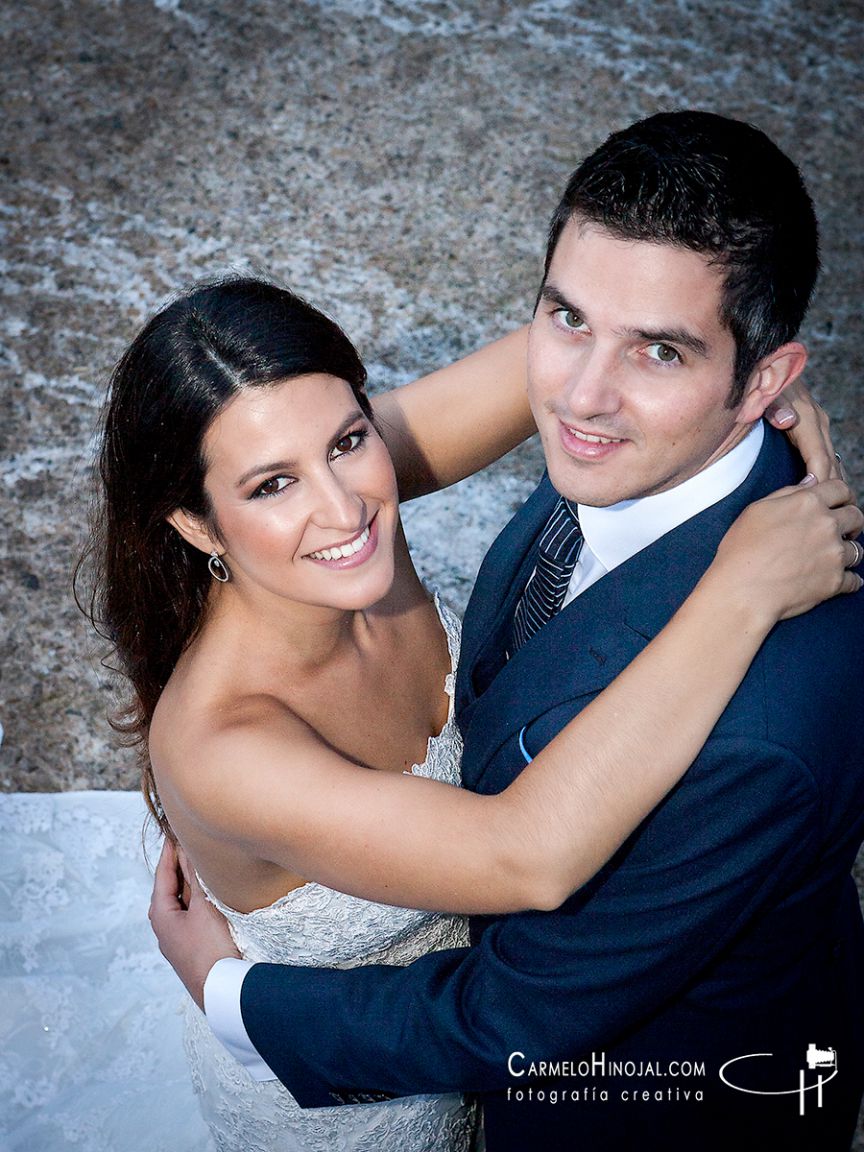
[
  {"left": 457, "top": 474, "right": 559, "bottom": 709},
  {"left": 460, "top": 572, "right": 647, "bottom": 792},
  {"left": 460, "top": 426, "right": 800, "bottom": 793}
]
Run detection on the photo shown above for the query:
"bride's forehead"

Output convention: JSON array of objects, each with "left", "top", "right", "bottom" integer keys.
[
  {"left": 209, "top": 375, "right": 358, "bottom": 440},
  {"left": 229, "top": 373, "right": 355, "bottom": 417},
  {"left": 200, "top": 375, "right": 363, "bottom": 480}
]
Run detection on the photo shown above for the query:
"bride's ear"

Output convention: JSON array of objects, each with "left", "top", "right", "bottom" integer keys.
[{"left": 167, "top": 508, "right": 218, "bottom": 555}]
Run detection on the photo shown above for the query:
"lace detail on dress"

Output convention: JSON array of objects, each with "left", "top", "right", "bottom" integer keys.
[
  {"left": 0, "top": 791, "right": 215, "bottom": 1151},
  {"left": 185, "top": 594, "right": 476, "bottom": 1151}
]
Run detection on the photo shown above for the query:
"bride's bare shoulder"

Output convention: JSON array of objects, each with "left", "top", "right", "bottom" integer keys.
[
  {"left": 155, "top": 665, "right": 307, "bottom": 744},
  {"left": 150, "top": 658, "right": 316, "bottom": 794}
]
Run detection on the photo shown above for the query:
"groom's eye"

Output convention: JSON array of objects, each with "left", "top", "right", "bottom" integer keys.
[
  {"left": 554, "top": 308, "right": 587, "bottom": 332},
  {"left": 646, "top": 343, "right": 681, "bottom": 364}
]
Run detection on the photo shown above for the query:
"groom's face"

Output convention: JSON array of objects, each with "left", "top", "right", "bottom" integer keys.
[{"left": 527, "top": 218, "right": 752, "bottom": 508}]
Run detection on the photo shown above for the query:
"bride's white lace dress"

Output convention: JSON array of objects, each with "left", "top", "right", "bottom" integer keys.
[
  {"left": 0, "top": 789, "right": 214, "bottom": 1151},
  {"left": 183, "top": 596, "right": 477, "bottom": 1151}
]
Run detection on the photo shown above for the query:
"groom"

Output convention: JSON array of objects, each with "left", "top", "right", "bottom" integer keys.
[{"left": 157, "top": 112, "right": 864, "bottom": 1149}]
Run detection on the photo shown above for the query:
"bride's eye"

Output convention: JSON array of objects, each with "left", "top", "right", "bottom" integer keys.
[
  {"left": 331, "top": 429, "right": 368, "bottom": 459},
  {"left": 253, "top": 475, "right": 292, "bottom": 498}
]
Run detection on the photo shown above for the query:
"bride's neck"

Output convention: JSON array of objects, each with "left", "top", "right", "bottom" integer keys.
[
  {"left": 202, "top": 583, "right": 374, "bottom": 674},
  {"left": 196, "top": 533, "right": 426, "bottom": 677}
]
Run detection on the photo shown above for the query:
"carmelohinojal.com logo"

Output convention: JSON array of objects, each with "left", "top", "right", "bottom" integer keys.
[
  {"left": 506, "top": 1051, "right": 707, "bottom": 1106},
  {"left": 719, "top": 1044, "right": 837, "bottom": 1117},
  {"left": 505, "top": 1044, "right": 837, "bottom": 1115}
]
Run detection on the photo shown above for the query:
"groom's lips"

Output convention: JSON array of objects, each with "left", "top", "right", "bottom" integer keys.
[{"left": 558, "top": 419, "right": 628, "bottom": 461}]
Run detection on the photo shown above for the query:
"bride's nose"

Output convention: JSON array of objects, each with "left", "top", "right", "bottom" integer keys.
[{"left": 311, "top": 470, "right": 365, "bottom": 531}]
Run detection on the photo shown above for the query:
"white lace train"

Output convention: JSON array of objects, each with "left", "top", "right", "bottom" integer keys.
[{"left": 0, "top": 789, "right": 215, "bottom": 1151}]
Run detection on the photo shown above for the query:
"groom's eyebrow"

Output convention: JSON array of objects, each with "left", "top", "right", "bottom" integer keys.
[
  {"left": 538, "top": 283, "right": 710, "bottom": 358},
  {"left": 537, "top": 284, "right": 578, "bottom": 313},
  {"left": 629, "top": 324, "right": 710, "bottom": 358}
]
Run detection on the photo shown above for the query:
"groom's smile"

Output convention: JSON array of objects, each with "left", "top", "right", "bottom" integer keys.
[
  {"left": 557, "top": 419, "right": 627, "bottom": 462},
  {"left": 527, "top": 218, "right": 751, "bottom": 509}
]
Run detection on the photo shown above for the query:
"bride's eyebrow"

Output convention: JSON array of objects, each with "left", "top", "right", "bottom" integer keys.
[
  {"left": 234, "top": 409, "right": 367, "bottom": 489},
  {"left": 236, "top": 459, "right": 297, "bottom": 488}
]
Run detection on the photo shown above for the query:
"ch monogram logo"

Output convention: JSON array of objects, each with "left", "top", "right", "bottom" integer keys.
[{"left": 719, "top": 1045, "right": 837, "bottom": 1117}]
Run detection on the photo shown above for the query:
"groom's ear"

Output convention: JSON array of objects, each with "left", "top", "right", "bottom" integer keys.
[
  {"left": 734, "top": 341, "right": 808, "bottom": 425},
  {"left": 167, "top": 507, "right": 218, "bottom": 555}
]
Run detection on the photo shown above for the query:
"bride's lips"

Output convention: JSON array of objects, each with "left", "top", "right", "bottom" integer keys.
[
  {"left": 558, "top": 419, "right": 628, "bottom": 461},
  {"left": 304, "top": 514, "right": 379, "bottom": 569}
]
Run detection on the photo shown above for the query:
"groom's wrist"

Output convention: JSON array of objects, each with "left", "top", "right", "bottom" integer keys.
[{"left": 204, "top": 958, "right": 278, "bottom": 1082}]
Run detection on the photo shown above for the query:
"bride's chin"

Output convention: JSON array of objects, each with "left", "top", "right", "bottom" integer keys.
[{"left": 309, "top": 562, "right": 397, "bottom": 612}]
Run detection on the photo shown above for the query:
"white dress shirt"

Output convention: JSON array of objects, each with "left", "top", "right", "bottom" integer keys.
[
  {"left": 204, "top": 420, "right": 766, "bottom": 1079},
  {"left": 565, "top": 420, "right": 764, "bottom": 603}
]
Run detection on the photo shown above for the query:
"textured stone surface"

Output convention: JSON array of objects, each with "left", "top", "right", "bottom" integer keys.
[
  {"left": 2, "top": 0, "right": 863, "bottom": 1133},
  {"left": 3, "top": 0, "right": 862, "bottom": 788}
]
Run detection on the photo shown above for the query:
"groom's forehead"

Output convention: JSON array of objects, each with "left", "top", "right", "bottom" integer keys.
[{"left": 544, "top": 219, "right": 729, "bottom": 344}]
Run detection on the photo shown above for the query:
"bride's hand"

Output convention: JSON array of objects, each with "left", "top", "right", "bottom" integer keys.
[
  {"left": 709, "top": 478, "right": 863, "bottom": 626},
  {"left": 149, "top": 838, "right": 240, "bottom": 1011},
  {"left": 765, "top": 380, "right": 846, "bottom": 483}
]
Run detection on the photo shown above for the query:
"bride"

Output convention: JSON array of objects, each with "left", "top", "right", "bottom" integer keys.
[{"left": 86, "top": 275, "right": 859, "bottom": 1151}]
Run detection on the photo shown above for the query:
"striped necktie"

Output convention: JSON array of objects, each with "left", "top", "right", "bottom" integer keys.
[{"left": 511, "top": 497, "right": 583, "bottom": 652}]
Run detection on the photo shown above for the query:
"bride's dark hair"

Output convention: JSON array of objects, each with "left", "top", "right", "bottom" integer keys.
[{"left": 78, "top": 275, "right": 371, "bottom": 834}]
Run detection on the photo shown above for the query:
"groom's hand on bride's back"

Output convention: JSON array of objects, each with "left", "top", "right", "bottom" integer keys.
[{"left": 149, "top": 838, "right": 240, "bottom": 1011}]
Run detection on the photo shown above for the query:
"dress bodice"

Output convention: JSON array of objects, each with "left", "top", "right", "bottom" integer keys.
[
  {"left": 184, "top": 594, "right": 476, "bottom": 1151},
  {"left": 199, "top": 595, "right": 465, "bottom": 967}
]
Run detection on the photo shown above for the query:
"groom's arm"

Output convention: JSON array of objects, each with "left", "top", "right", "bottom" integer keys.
[{"left": 234, "top": 734, "right": 819, "bottom": 1105}]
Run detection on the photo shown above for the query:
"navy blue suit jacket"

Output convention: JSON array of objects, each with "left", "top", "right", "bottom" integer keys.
[{"left": 242, "top": 428, "right": 864, "bottom": 1150}]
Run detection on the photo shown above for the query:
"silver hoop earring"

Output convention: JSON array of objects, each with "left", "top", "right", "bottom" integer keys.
[{"left": 207, "top": 551, "right": 230, "bottom": 583}]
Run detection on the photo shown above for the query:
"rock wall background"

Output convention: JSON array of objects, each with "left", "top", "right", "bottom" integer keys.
[
  {"left": 2, "top": 0, "right": 862, "bottom": 1135},
  {"left": 4, "top": 0, "right": 861, "bottom": 790}
]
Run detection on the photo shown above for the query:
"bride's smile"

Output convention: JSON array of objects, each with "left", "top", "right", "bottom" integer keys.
[
  {"left": 172, "top": 373, "right": 400, "bottom": 615},
  {"left": 304, "top": 514, "right": 378, "bottom": 567}
]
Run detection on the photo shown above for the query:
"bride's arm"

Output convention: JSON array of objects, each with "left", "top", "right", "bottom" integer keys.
[
  {"left": 172, "top": 480, "right": 862, "bottom": 916},
  {"left": 372, "top": 331, "right": 842, "bottom": 500},
  {"left": 371, "top": 326, "right": 536, "bottom": 501}
]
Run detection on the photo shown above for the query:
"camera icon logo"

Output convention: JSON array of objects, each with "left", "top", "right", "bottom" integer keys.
[{"left": 806, "top": 1044, "right": 836, "bottom": 1071}]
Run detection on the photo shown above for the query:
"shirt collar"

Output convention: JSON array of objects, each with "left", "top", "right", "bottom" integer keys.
[{"left": 577, "top": 420, "right": 765, "bottom": 574}]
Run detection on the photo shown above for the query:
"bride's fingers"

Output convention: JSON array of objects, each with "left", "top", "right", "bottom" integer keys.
[
  {"left": 838, "top": 568, "right": 864, "bottom": 595},
  {"left": 805, "top": 478, "right": 856, "bottom": 508},
  {"left": 149, "top": 839, "right": 183, "bottom": 922},
  {"left": 829, "top": 476, "right": 861, "bottom": 509},
  {"left": 175, "top": 842, "right": 200, "bottom": 908},
  {"left": 835, "top": 503, "right": 864, "bottom": 539},
  {"left": 765, "top": 400, "right": 798, "bottom": 430},
  {"left": 176, "top": 842, "right": 192, "bottom": 884},
  {"left": 763, "top": 478, "right": 856, "bottom": 509},
  {"left": 843, "top": 538, "right": 864, "bottom": 569},
  {"left": 765, "top": 381, "right": 839, "bottom": 482}
]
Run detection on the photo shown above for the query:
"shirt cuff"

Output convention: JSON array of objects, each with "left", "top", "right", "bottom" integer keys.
[{"left": 203, "top": 957, "right": 278, "bottom": 1082}]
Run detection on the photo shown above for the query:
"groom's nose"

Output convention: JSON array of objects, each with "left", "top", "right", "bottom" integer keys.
[{"left": 561, "top": 342, "right": 623, "bottom": 420}]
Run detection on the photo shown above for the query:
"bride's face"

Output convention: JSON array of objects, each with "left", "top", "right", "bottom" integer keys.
[{"left": 198, "top": 374, "right": 400, "bottom": 612}]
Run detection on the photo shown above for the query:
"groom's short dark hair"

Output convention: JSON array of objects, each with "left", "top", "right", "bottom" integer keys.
[{"left": 543, "top": 110, "right": 819, "bottom": 403}]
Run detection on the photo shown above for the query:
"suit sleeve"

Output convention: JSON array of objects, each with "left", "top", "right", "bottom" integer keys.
[{"left": 241, "top": 735, "right": 820, "bottom": 1105}]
